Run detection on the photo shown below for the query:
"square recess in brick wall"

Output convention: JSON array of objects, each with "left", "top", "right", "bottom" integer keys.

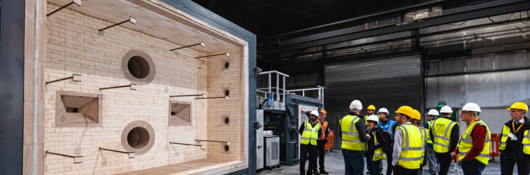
[
  {"left": 55, "top": 91, "right": 102, "bottom": 127},
  {"left": 169, "top": 101, "right": 192, "bottom": 126}
]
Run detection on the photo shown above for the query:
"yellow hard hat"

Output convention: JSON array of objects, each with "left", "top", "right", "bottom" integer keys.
[
  {"left": 508, "top": 102, "right": 528, "bottom": 113},
  {"left": 367, "top": 105, "right": 376, "bottom": 110},
  {"left": 395, "top": 106, "right": 415, "bottom": 118},
  {"left": 412, "top": 110, "right": 421, "bottom": 120}
]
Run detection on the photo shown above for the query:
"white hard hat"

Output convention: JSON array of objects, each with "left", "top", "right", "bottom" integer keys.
[
  {"left": 462, "top": 103, "right": 481, "bottom": 113},
  {"left": 367, "top": 115, "right": 379, "bottom": 123},
  {"left": 350, "top": 100, "right": 363, "bottom": 111},
  {"left": 310, "top": 111, "right": 319, "bottom": 117},
  {"left": 427, "top": 109, "right": 440, "bottom": 116},
  {"left": 440, "top": 106, "right": 453, "bottom": 113},
  {"left": 378, "top": 108, "right": 389, "bottom": 114}
]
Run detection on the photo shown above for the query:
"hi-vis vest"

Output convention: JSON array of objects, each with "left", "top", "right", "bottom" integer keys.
[
  {"left": 500, "top": 119, "right": 530, "bottom": 154},
  {"left": 379, "top": 120, "right": 397, "bottom": 138},
  {"left": 432, "top": 118, "right": 459, "bottom": 153},
  {"left": 420, "top": 128, "right": 427, "bottom": 164},
  {"left": 301, "top": 120, "right": 321, "bottom": 146},
  {"left": 340, "top": 115, "right": 364, "bottom": 151},
  {"left": 365, "top": 115, "right": 380, "bottom": 124},
  {"left": 397, "top": 125, "right": 423, "bottom": 169},
  {"left": 317, "top": 120, "right": 328, "bottom": 141},
  {"left": 426, "top": 120, "right": 435, "bottom": 144},
  {"left": 458, "top": 120, "right": 491, "bottom": 165},
  {"left": 372, "top": 134, "right": 386, "bottom": 161}
]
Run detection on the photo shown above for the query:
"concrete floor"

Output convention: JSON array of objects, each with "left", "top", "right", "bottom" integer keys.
[{"left": 257, "top": 150, "right": 507, "bottom": 175}]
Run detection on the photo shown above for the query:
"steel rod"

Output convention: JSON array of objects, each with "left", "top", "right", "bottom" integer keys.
[
  {"left": 195, "top": 96, "right": 228, "bottom": 100},
  {"left": 169, "top": 142, "right": 205, "bottom": 150},
  {"left": 99, "top": 84, "right": 136, "bottom": 91},
  {"left": 170, "top": 93, "right": 205, "bottom": 98},
  {"left": 99, "top": 148, "right": 132, "bottom": 154},
  {"left": 99, "top": 17, "right": 136, "bottom": 31},
  {"left": 170, "top": 42, "right": 204, "bottom": 51},
  {"left": 46, "top": 151, "right": 80, "bottom": 158},
  {"left": 195, "top": 53, "right": 229, "bottom": 59},
  {"left": 195, "top": 139, "right": 230, "bottom": 145},
  {"left": 46, "top": 76, "right": 72, "bottom": 85},
  {"left": 46, "top": 2, "right": 74, "bottom": 17}
]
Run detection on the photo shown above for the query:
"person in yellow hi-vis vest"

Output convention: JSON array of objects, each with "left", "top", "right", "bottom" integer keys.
[
  {"left": 430, "top": 105, "right": 459, "bottom": 175},
  {"left": 365, "top": 105, "right": 378, "bottom": 124},
  {"left": 424, "top": 109, "right": 439, "bottom": 175},
  {"left": 451, "top": 103, "right": 490, "bottom": 175},
  {"left": 365, "top": 115, "right": 387, "bottom": 175},
  {"left": 411, "top": 109, "right": 428, "bottom": 175},
  {"left": 299, "top": 111, "right": 322, "bottom": 175},
  {"left": 340, "top": 100, "right": 371, "bottom": 175},
  {"left": 499, "top": 102, "right": 530, "bottom": 175},
  {"left": 392, "top": 106, "right": 423, "bottom": 175}
]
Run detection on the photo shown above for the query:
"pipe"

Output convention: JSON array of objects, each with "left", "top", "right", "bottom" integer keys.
[{"left": 33, "top": 0, "right": 41, "bottom": 173}]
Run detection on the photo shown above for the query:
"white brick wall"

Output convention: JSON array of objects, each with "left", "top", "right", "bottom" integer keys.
[{"left": 44, "top": 3, "right": 244, "bottom": 174}]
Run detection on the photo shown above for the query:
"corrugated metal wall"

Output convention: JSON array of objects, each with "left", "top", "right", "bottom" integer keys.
[
  {"left": 426, "top": 50, "right": 530, "bottom": 133},
  {"left": 325, "top": 55, "right": 422, "bottom": 145}
]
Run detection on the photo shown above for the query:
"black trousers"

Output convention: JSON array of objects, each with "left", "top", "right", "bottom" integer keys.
[
  {"left": 317, "top": 141, "right": 326, "bottom": 171},
  {"left": 300, "top": 144, "right": 318, "bottom": 175},
  {"left": 393, "top": 165, "right": 419, "bottom": 175},
  {"left": 435, "top": 152, "right": 453, "bottom": 175},
  {"left": 500, "top": 150, "right": 530, "bottom": 175},
  {"left": 386, "top": 147, "right": 393, "bottom": 175}
]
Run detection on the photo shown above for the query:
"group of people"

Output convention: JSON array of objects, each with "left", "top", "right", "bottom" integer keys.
[{"left": 298, "top": 99, "right": 530, "bottom": 175}]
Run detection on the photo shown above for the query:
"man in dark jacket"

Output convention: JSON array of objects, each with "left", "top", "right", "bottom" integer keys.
[
  {"left": 500, "top": 102, "right": 530, "bottom": 175},
  {"left": 302, "top": 109, "right": 331, "bottom": 174}
]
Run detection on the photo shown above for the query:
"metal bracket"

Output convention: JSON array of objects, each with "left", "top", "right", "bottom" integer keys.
[
  {"left": 99, "top": 148, "right": 135, "bottom": 159},
  {"left": 99, "top": 83, "right": 137, "bottom": 91},
  {"left": 46, "top": 151, "right": 83, "bottom": 164},
  {"left": 46, "top": 0, "right": 82, "bottom": 17},
  {"left": 195, "top": 96, "right": 229, "bottom": 100},
  {"left": 195, "top": 53, "right": 229, "bottom": 59},
  {"left": 195, "top": 139, "right": 230, "bottom": 146},
  {"left": 170, "top": 42, "right": 205, "bottom": 51},
  {"left": 99, "top": 16, "right": 136, "bottom": 32},
  {"left": 46, "top": 74, "right": 81, "bottom": 85}
]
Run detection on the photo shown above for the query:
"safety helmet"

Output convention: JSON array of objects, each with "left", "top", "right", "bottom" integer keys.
[
  {"left": 378, "top": 108, "right": 389, "bottom": 114},
  {"left": 440, "top": 106, "right": 453, "bottom": 113},
  {"left": 395, "top": 106, "right": 415, "bottom": 118},
  {"left": 320, "top": 109, "right": 327, "bottom": 114},
  {"left": 367, "top": 105, "right": 376, "bottom": 110},
  {"left": 367, "top": 115, "right": 379, "bottom": 123},
  {"left": 412, "top": 110, "right": 421, "bottom": 120},
  {"left": 507, "top": 102, "right": 528, "bottom": 113},
  {"left": 310, "top": 111, "right": 319, "bottom": 117},
  {"left": 427, "top": 109, "right": 440, "bottom": 116},
  {"left": 462, "top": 103, "right": 481, "bottom": 113},
  {"left": 350, "top": 100, "right": 363, "bottom": 111}
]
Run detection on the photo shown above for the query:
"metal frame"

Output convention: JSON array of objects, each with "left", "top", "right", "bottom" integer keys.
[
  {"left": 265, "top": 0, "right": 530, "bottom": 54},
  {"left": 257, "top": 71, "right": 289, "bottom": 111}
]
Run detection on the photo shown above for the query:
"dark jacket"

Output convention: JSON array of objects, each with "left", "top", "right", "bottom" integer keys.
[
  {"left": 502, "top": 116, "right": 530, "bottom": 161},
  {"left": 339, "top": 112, "right": 370, "bottom": 143},
  {"left": 364, "top": 126, "right": 386, "bottom": 158}
]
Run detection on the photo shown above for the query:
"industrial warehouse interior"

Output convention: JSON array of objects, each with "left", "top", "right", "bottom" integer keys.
[{"left": 1, "top": 0, "right": 529, "bottom": 175}]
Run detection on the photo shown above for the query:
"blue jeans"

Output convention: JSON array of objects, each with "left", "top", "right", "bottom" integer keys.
[
  {"left": 426, "top": 146, "right": 437, "bottom": 175},
  {"left": 461, "top": 159, "right": 486, "bottom": 175},
  {"left": 342, "top": 149, "right": 364, "bottom": 175},
  {"left": 366, "top": 157, "right": 381, "bottom": 175}
]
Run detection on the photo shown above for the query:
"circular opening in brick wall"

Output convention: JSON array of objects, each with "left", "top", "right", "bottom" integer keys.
[
  {"left": 122, "top": 120, "right": 155, "bottom": 155},
  {"left": 224, "top": 62, "right": 230, "bottom": 69},
  {"left": 128, "top": 56, "right": 150, "bottom": 79},
  {"left": 122, "top": 50, "right": 156, "bottom": 85},
  {"left": 225, "top": 90, "right": 230, "bottom": 97},
  {"left": 127, "top": 127, "right": 150, "bottom": 149},
  {"left": 224, "top": 145, "right": 230, "bottom": 152},
  {"left": 222, "top": 115, "right": 230, "bottom": 125}
]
